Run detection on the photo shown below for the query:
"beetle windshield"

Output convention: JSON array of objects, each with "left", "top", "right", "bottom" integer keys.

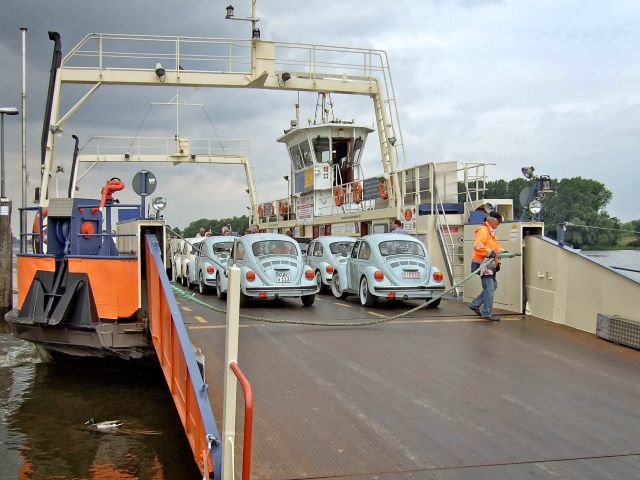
[
  {"left": 330, "top": 241, "right": 355, "bottom": 256},
  {"left": 379, "top": 240, "right": 425, "bottom": 257},
  {"left": 252, "top": 240, "right": 297, "bottom": 257}
]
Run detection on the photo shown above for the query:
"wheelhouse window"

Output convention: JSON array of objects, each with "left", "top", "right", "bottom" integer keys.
[
  {"left": 299, "top": 141, "right": 313, "bottom": 167},
  {"left": 289, "top": 144, "right": 304, "bottom": 171},
  {"left": 312, "top": 136, "right": 331, "bottom": 163},
  {"left": 252, "top": 240, "right": 297, "bottom": 257},
  {"left": 330, "top": 241, "right": 355, "bottom": 256},
  {"left": 379, "top": 240, "right": 425, "bottom": 257}
]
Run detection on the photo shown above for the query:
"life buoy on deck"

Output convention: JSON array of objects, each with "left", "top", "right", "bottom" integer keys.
[
  {"left": 334, "top": 185, "right": 345, "bottom": 206},
  {"left": 32, "top": 208, "right": 49, "bottom": 253},
  {"left": 279, "top": 199, "right": 288, "bottom": 217},
  {"left": 379, "top": 179, "right": 388, "bottom": 200},
  {"left": 269, "top": 202, "right": 276, "bottom": 216},
  {"left": 352, "top": 181, "right": 363, "bottom": 204},
  {"left": 257, "top": 204, "right": 265, "bottom": 218}
]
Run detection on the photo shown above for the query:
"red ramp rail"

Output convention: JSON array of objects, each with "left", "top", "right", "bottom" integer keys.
[{"left": 145, "top": 234, "right": 222, "bottom": 479}]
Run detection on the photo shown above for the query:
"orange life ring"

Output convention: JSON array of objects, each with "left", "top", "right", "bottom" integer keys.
[
  {"left": 279, "top": 199, "right": 288, "bottom": 217},
  {"left": 32, "top": 207, "right": 49, "bottom": 252},
  {"left": 379, "top": 179, "right": 388, "bottom": 200},
  {"left": 352, "top": 181, "right": 363, "bottom": 204},
  {"left": 334, "top": 185, "right": 345, "bottom": 206},
  {"left": 257, "top": 204, "right": 265, "bottom": 218},
  {"left": 269, "top": 202, "right": 276, "bottom": 216}
]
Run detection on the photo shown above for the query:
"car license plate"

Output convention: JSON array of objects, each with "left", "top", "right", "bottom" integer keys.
[
  {"left": 403, "top": 271, "right": 420, "bottom": 279},
  {"left": 276, "top": 271, "right": 290, "bottom": 283}
]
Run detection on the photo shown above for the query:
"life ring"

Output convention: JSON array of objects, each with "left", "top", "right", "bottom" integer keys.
[
  {"left": 334, "top": 185, "right": 345, "bottom": 206},
  {"left": 279, "top": 199, "right": 288, "bottom": 217},
  {"left": 352, "top": 181, "right": 363, "bottom": 204},
  {"left": 257, "top": 204, "right": 265, "bottom": 218},
  {"left": 32, "top": 207, "right": 49, "bottom": 253},
  {"left": 269, "top": 202, "right": 276, "bottom": 216},
  {"left": 379, "top": 179, "right": 388, "bottom": 200}
]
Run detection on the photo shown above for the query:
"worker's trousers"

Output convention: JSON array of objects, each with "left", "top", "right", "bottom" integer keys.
[{"left": 469, "top": 275, "right": 498, "bottom": 317}]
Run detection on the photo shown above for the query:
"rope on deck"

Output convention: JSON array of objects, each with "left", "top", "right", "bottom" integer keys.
[{"left": 173, "top": 254, "right": 518, "bottom": 328}]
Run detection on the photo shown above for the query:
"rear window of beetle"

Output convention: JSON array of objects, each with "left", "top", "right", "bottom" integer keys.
[{"left": 379, "top": 240, "right": 424, "bottom": 257}]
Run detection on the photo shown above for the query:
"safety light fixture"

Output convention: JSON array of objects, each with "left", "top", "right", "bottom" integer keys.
[
  {"left": 155, "top": 63, "right": 166, "bottom": 82},
  {"left": 225, "top": 4, "right": 235, "bottom": 18},
  {"left": 151, "top": 196, "right": 167, "bottom": 214},
  {"left": 521, "top": 166, "right": 535, "bottom": 179},
  {"left": 528, "top": 199, "right": 542, "bottom": 215}
]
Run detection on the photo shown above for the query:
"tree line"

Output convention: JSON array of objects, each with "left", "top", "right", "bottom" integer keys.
[{"left": 175, "top": 215, "right": 250, "bottom": 238}]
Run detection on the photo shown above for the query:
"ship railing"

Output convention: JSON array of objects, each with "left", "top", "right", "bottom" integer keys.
[
  {"left": 79, "top": 136, "right": 253, "bottom": 159},
  {"left": 61, "top": 33, "right": 406, "bottom": 167},
  {"left": 18, "top": 203, "right": 143, "bottom": 256},
  {"left": 144, "top": 234, "right": 222, "bottom": 479}
]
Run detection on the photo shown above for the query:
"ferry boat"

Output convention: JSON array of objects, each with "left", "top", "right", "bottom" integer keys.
[{"left": 5, "top": 12, "right": 639, "bottom": 479}]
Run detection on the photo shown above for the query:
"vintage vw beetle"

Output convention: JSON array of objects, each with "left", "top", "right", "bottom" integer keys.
[
  {"left": 331, "top": 233, "right": 445, "bottom": 307},
  {"left": 305, "top": 236, "right": 355, "bottom": 293},
  {"left": 216, "top": 233, "right": 318, "bottom": 306},
  {"left": 191, "top": 236, "right": 234, "bottom": 294}
]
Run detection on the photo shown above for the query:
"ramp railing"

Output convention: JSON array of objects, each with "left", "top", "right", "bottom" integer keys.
[{"left": 144, "top": 233, "right": 222, "bottom": 479}]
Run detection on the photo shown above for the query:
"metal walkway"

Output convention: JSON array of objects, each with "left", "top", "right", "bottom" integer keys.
[{"left": 178, "top": 290, "right": 640, "bottom": 479}]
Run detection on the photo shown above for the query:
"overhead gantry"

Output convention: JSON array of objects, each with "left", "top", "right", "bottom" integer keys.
[{"left": 40, "top": 33, "right": 407, "bottom": 219}]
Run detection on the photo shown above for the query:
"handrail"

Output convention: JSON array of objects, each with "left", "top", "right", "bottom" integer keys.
[
  {"left": 144, "top": 234, "right": 222, "bottom": 479},
  {"left": 229, "top": 362, "right": 254, "bottom": 480}
]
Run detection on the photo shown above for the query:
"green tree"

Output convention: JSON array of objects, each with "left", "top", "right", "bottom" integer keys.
[
  {"left": 182, "top": 215, "right": 250, "bottom": 237},
  {"left": 478, "top": 176, "right": 620, "bottom": 249}
]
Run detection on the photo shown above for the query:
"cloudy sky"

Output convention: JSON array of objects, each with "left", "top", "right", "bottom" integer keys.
[{"left": 0, "top": 0, "right": 638, "bottom": 233}]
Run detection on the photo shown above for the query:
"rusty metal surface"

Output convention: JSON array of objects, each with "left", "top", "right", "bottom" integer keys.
[{"left": 178, "top": 291, "right": 640, "bottom": 479}]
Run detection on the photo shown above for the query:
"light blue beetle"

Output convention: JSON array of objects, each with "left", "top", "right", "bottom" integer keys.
[
  {"left": 216, "top": 233, "right": 318, "bottom": 306},
  {"left": 305, "top": 236, "right": 356, "bottom": 293},
  {"left": 191, "top": 236, "right": 234, "bottom": 294},
  {"left": 330, "top": 233, "right": 446, "bottom": 307}
]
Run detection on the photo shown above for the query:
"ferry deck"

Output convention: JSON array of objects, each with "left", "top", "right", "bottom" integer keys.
[{"left": 176, "top": 289, "right": 640, "bottom": 479}]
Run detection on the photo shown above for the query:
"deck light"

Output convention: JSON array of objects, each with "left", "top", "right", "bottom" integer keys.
[
  {"left": 528, "top": 199, "right": 542, "bottom": 215},
  {"left": 155, "top": 63, "right": 166, "bottom": 82},
  {"left": 225, "top": 5, "right": 235, "bottom": 18},
  {"left": 281, "top": 72, "right": 291, "bottom": 83},
  {"left": 151, "top": 196, "right": 167, "bottom": 214},
  {"left": 521, "top": 166, "right": 535, "bottom": 179}
]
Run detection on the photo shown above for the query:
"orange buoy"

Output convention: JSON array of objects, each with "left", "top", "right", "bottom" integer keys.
[
  {"left": 379, "top": 179, "right": 388, "bottom": 200},
  {"left": 334, "top": 185, "right": 345, "bottom": 206},
  {"left": 279, "top": 199, "right": 288, "bottom": 217},
  {"left": 352, "top": 181, "right": 363, "bottom": 204},
  {"left": 32, "top": 207, "right": 49, "bottom": 252},
  {"left": 257, "top": 204, "right": 265, "bottom": 218}
]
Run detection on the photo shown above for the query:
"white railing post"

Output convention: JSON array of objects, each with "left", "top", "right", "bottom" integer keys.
[{"left": 222, "top": 264, "right": 241, "bottom": 480}]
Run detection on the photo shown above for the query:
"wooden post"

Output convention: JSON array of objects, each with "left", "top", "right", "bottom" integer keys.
[{"left": 0, "top": 198, "right": 12, "bottom": 309}]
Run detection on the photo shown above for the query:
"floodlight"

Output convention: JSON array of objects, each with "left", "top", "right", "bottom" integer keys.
[
  {"left": 482, "top": 202, "right": 496, "bottom": 213},
  {"left": 538, "top": 175, "right": 553, "bottom": 194},
  {"left": 155, "top": 63, "right": 166, "bottom": 82},
  {"left": 521, "top": 166, "right": 535, "bottom": 179},
  {"left": 151, "top": 196, "right": 167, "bottom": 213},
  {"left": 529, "top": 199, "right": 542, "bottom": 215}
]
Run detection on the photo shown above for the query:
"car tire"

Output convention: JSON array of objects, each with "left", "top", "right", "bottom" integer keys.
[
  {"left": 315, "top": 270, "right": 326, "bottom": 294},
  {"left": 359, "top": 277, "right": 377, "bottom": 307},
  {"left": 239, "top": 291, "right": 250, "bottom": 307},
  {"left": 301, "top": 294, "right": 315, "bottom": 307},
  {"left": 426, "top": 297, "right": 441, "bottom": 309},
  {"left": 331, "top": 274, "right": 348, "bottom": 299},
  {"left": 198, "top": 273, "right": 208, "bottom": 294},
  {"left": 216, "top": 274, "right": 226, "bottom": 300}
]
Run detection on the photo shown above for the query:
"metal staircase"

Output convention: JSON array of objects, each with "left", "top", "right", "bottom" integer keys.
[{"left": 433, "top": 187, "right": 464, "bottom": 296}]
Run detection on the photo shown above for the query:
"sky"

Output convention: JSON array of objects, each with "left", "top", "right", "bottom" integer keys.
[{"left": 0, "top": 0, "right": 638, "bottom": 233}]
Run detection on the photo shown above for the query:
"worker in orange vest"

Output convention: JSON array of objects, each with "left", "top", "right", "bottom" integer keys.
[{"left": 468, "top": 211, "right": 504, "bottom": 321}]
